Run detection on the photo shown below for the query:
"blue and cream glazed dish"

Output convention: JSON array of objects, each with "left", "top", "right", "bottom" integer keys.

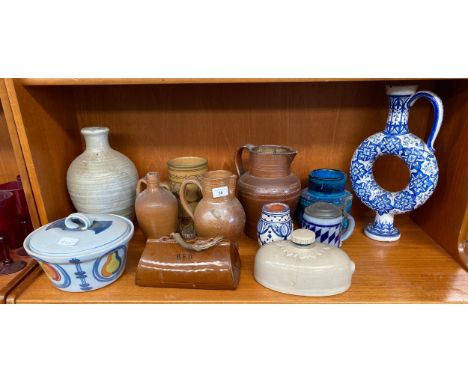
[{"left": 23, "top": 212, "right": 134, "bottom": 292}]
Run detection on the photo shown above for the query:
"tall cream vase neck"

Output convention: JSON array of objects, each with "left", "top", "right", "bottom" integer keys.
[{"left": 82, "top": 127, "right": 111, "bottom": 152}]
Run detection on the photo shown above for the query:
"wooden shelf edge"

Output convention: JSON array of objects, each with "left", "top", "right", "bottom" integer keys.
[
  {"left": 0, "top": 258, "right": 38, "bottom": 304},
  {"left": 15, "top": 78, "right": 448, "bottom": 86},
  {"left": 6, "top": 265, "right": 41, "bottom": 304}
]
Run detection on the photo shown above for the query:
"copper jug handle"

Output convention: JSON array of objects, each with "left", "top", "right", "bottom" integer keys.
[
  {"left": 137, "top": 178, "right": 170, "bottom": 193},
  {"left": 136, "top": 178, "right": 147, "bottom": 194},
  {"left": 235, "top": 144, "right": 254, "bottom": 177},
  {"left": 179, "top": 178, "right": 203, "bottom": 220}
]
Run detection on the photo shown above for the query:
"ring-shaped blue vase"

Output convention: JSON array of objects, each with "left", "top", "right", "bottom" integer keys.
[{"left": 350, "top": 85, "right": 444, "bottom": 241}]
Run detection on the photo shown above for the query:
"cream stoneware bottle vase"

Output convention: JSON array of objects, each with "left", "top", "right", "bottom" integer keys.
[
  {"left": 350, "top": 85, "right": 444, "bottom": 241},
  {"left": 67, "top": 127, "right": 139, "bottom": 219}
]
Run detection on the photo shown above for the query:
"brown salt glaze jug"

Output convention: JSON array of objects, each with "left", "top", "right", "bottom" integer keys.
[
  {"left": 179, "top": 170, "right": 246, "bottom": 241},
  {"left": 235, "top": 144, "right": 302, "bottom": 239},
  {"left": 135, "top": 172, "right": 178, "bottom": 239}
]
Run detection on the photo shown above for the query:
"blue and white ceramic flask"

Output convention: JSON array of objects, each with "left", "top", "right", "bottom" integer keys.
[
  {"left": 350, "top": 85, "right": 444, "bottom": 241},
  {"left": 297, "top": 169, "right": 353, "bottom": 230},
  {"left": 302, "top": 202, "right": 354, "bottom": 247},
  {"left": 257, "top": 203, "right": 293, "bottom": 246}
]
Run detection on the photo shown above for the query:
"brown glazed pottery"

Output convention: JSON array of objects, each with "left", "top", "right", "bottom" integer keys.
[
  {"left": 135, "top": 172, "right": 178, "bottom": 239},
  {"left": 235, "top": 144, "right": 301, "bottom": 239},
  {"left": 179, "top": 170, "right": 246, "bottom": 241},
  {"left": 135, "top": 235, "right": 241, "bottom": 290}
]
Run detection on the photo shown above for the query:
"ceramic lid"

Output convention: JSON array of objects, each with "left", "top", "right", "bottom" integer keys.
[
  {"left": 26, "top": 213, "right": 133, "bottom": 257},
  {"left": 291, "top": 229, "right": 315, "bottom": 245},
  {"left": 305, "top": 202, "right": 342, "bottom": 219}
]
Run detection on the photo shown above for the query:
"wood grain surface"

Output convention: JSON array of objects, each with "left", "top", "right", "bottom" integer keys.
[
  {"left": 0, "top": 98, "right": 19, "bottom": 182},
  {"left": 412, "top": 81, "right": 468, "bottom": 267},
  {"left": 18, "top": 78, "right": 430, "bottom": 86},
  {"left": 8, "top": 217, "right": 468, "bottom": 303},
  {"left": 0, "top": 251, "right": 37, "bottom": 304},
  {"left": 9, "top": 81, "right": 434, "bottom": 224},
  {"left": 0, "top": 80, "right": 41, "bottom": 228}
]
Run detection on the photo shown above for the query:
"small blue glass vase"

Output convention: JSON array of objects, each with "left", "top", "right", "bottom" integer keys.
[{"left": 297, "top": 169, "right": 353, "bottom": 230}]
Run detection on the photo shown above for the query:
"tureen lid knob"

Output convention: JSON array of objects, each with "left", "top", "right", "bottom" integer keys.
[{"left": 291, "top": 229, "right": 315, "bottom": 245}]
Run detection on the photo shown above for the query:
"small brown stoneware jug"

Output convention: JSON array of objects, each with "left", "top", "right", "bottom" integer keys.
[
  {"left": 179, "top": 170, "right": 246, "bottom": 241},
  {"left": 135, "top": 172, "right": 178, "bottom": 239},
  {"left": 235, "top": 144, "right": 301, "bottom": 239}
]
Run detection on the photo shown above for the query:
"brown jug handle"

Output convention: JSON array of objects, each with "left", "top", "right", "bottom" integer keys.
[
  {"left": 235, "top": 144, "right": 254, "bottom": 177},
  {"left": 179, "top": 178, "right": 202, "bottom": 220},
  {"left": 136, "top": 178, "right": 147, "bottom": 194},
  {"left": 137, "top": 177, "right": 170, "bottom": 194},
  {"left": 160, "top": 181, "right": 170, "bottom": 192}
]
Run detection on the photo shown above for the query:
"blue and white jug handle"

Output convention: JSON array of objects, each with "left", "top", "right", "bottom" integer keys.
[
  {"left": 407, "top": 90, "right": 444, "bottom": 152},
  {"left": 341, "top": 212, "right": 355, "bottom": 241}
]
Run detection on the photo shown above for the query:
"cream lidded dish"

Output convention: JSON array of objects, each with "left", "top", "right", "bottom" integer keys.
[
  {"left": 254, "top": 229, "right": 355, "bottom": 297},
  {"left": 23, "top": 212, "right": 134, "bottom": 292}
]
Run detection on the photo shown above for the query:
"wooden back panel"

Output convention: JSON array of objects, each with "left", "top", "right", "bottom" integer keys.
[
  {"left": 10, "top": 80, "right": 445, "bottom": 230},
  {"left": 6, "top": 81, "right": 81, "bottom": 223}
]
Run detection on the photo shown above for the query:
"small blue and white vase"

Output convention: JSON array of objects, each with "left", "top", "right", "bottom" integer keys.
[
  {"left": 350, "top": 85, "right": 444, "bottom": 241},
  {"left": 297, "top": 169, "right": 353, "bottom": 230},
  {"left": 302, "top": 202, "right": 354, "bottom": 247},
  {"left": 257, "top": 203, "right": 293, "bottom": 246}
]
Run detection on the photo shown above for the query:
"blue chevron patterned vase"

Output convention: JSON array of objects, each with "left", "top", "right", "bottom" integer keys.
[
  {"left": 350, "top": 85, "right": 444, "bottom": 242},
  {"left": 302, "top": 202, "right": 354, "bottom": 247}
]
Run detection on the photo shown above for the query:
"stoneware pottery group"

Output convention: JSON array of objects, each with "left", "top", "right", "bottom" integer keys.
[
  {"left": 302, "top": 202, "right": 354, "bottom": 247},
  {"left": 236, "top": 144, "right": 301, "bottom": 239},
  {"left": 350, "top": 85, "right": 444, "bottom": 241},
  {"left": 19, "top": 83, "right": 449, "bottom": 298},
  {"left": 67, "top": 127, "right": 139, "bottom": 219},
  {"left": 135, "top": 171, "right": 178, "bottom": 239},
  {"left": 179, "top": 170, "right": 246, "bottom": 241},
  {"left": 24, "top": 212, "right": 134, "bottom": 292},
  {"left": 298, "top": 168, "right": 353, "bottom": 231},
  {"left": 257, "top": 202, "right": 293, "bottom": 246},
  {"left": 254, "top": 229, "right": 355, "bottom": 297}
]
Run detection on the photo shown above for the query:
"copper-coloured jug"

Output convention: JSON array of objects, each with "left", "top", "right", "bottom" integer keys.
[{"left": 235, "top": 144, "right": 301, "bottom": 239}]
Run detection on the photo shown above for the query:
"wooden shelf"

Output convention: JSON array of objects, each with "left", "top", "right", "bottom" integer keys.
[
  {"left": 7, "top": 217, "right": 468, "bottom": 303},
  {"left": 0, "top": 251, "right": 37, "bottom": 304},
  {"left": 17, "top": 78, "right": 440, "bottom": 86},
  {"left": 2, "top": 78, "right": 467, "bottom": 303}
]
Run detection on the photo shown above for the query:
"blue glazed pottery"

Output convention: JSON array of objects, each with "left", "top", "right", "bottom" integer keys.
[
  {"left": 350, "top": 85, "right": 444, "bottom": 241},
  {"left": 257, "top": 203, "right": 293, "bottom": 246},
  {"left": 298, "top": 169, "right": 353, "bottom": 230},
  {"left": 302, "top": 202, "right": 354, "bottom": 247},
  {"left": 23, "top": 213, "right": 134, "bottom": 292}
]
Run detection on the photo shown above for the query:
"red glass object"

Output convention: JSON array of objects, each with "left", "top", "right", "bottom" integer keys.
[
  {"left": 0, "top": 176, "right": 33, "bottom": 249},
  {"left": 0, "top": 190, "right": 26, "bottom": 275}
]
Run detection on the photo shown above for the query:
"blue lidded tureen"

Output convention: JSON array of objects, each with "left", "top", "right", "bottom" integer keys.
[{"left": 23, "top": 212, "right": 134, "bottom": 292}]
